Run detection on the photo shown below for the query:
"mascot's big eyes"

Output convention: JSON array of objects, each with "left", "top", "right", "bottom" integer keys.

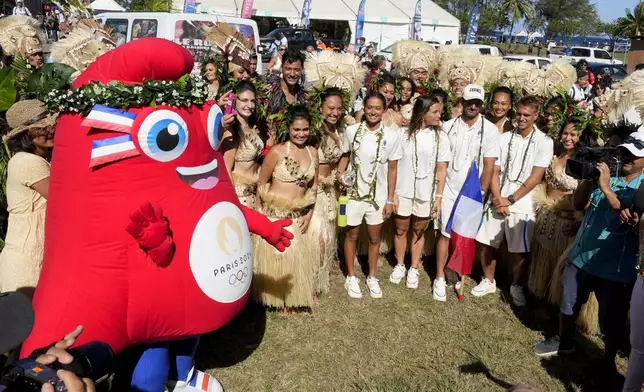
[
  {"left": 207, "top": 104, "right": 224, "bottom": 151},
  {"left": 138, "top": 110, "right": 189, "bottom": 162}
]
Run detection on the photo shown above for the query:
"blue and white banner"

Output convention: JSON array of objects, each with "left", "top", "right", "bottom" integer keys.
[
  {"left": 412, "top": 0, "right": 422, "bottom": 40},
  {"left": 300, "top": 0, "right": 312, "bottom": 27},
  {"left": 465, "top": 3, "right": 481, "bottom": 44},
  {"left": 355, "top": 0, "right": 366, "bottom": 45}
]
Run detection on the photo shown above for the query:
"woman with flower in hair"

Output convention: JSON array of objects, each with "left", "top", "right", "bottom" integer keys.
[
  {"left": 390, "top": 95, "right": 450, "bottom": 289},
  {"left": 221, "top": 80, "right": 268, "bottom": 208},
  {"left": 356, "top": 73, "right": 402, "bottom": 128},
  {"left": 253, "top": 104, "right": 319, "bottom": 309},
  {"left": 540, "top": 96, "right": 566, "bottom": 137},
  {"left": 0, "top": 100, "right": 56, "bottom": 298}
]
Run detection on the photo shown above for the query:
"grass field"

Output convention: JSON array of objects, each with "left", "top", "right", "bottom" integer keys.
[{"left": 195, "top": 259, "right": 630, "bottom": 392}]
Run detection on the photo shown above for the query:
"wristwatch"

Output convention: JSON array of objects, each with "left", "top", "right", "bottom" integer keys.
[{"left": 508, "top": 195, "right": 516, "bottom": 205}]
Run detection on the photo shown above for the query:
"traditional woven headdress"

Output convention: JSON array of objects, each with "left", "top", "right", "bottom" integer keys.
[
  {"left": 391, "top": 40, "right": 437, "bottom": 77},
  {"left": 492, "top": 61, "right": 535, "bottom": 90},
  {"left": 439, "top": 53, "right": 499, "bottom": 90},
  {"left": 0, "top": 16, "right": 45, "bottom": 57},
  {"left": 521, "top": 60, "right": 576, "bottom": 98},
  {"left": 619, "top": 70, "right": 644, "bottom": 120},
  {"left": 304, "top": 51, "right": 366, "bottom": 99},
  {"left": 204, "top": 23, "right": 253, "bottom": 72},
  {"left": 436, "top": 45, "right": 477, "bottom": 67},
  {"left": 593, "top": 87, "right": 632, "bottom": 125},
  {"left": 51, "top": 19, "right": 116, "bottom": 72}
]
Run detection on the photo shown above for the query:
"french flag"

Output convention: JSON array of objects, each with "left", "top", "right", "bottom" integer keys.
[
  {"left": 89, "top": 134, "right": 139, "bottom": 168},
  {"left": 446, "top": 162, "right": 484, "bottom": 276},
  {"left": 188, "top": 370, "right": 217, "bottom": 391},
  {"left": 82, "top": 105, "right": 136, "bottom": 133}
]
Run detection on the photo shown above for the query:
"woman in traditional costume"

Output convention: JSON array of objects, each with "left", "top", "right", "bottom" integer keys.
[
  {"left": 391, "top": 40, "right": 437, "bottom": 91},
  {"left": 0, "top": 100, "right": 57, "bottom": 297},
  {"left": 205, "top": 23, "right": 253, "bottom": 99},
  {"left": 390, "top": 95, "right": 450, "bottom": 289},
  {"left": 221, "top": 80, "right": 267, "bottom": 208},
  {"left": 304, "top": 51, "right": 365, "bottom": 296},
  {"left": 253, "top": 104, "right": 320, "bottom": 309},
  {"left": 201, "top": 58, "right": 221, "bottom": 101}
]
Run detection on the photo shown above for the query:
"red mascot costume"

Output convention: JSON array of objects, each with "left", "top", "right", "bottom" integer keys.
[{"left": 21, "top": 38, "right": 292, "bottom": 392}]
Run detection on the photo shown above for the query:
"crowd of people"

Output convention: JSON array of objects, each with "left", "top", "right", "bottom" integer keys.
[{"left": 3, "top": 12, "right": 644, "bottom": 391}]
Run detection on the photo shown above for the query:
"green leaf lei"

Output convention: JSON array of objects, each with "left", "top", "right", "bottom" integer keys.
[
  {"left": 45, "top": 74, "right": 209, "bottom": 116},
  {"left": 349, "top": 121, "right": 385, "bottom": 204},
  {"left": 268, "top": 101, "right": 323, "bottom": 144},
  {"left": 308, "top": 84, "right": 353, "bottom": 114}
]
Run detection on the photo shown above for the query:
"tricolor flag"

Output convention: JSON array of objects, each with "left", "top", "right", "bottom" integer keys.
[
  {"left": 82, "top": 105, "right": 136, "bottom": 134},
  {"left": 189, "top": 371, "right": 217, "bottom": 390},
  {"left": 90, "top": 134, "right": 140, "bottom": 168},
  {"left": 446, "top": 162, "right": 483, "bottom": 276}
]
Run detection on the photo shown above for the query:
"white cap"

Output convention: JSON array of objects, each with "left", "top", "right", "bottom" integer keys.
[
  {"left": 619, "top": 131, "right": 644, "bottom": 158},
  {"left": 462, "top": 84, "right": 485, "bottom": 102}
]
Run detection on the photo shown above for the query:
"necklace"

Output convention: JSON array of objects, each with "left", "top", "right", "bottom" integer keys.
[
  {"left": 350, "top": 121, "right": 385, "bottom": 203},
  {"left": 411, "top": 127, "right": 438, "bottom": 201},
  {"left": 500, "top": 127, "right": 536, "bottom": 191},
  {"left": 449, "top": 116, "right": 485, "bottom": 172}
]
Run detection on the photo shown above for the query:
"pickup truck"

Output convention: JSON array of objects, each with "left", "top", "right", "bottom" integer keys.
[
  {"left": 258, "top": 27, "right": 345, "bottom": 62},
  {"left": 549, "top": 46, "right": 623, "bottom": 65}
]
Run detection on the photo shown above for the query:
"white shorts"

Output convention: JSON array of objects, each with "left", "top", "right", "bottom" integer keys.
[
  {"left": 396, "top": 196, "right": 431, "bottom": 218},
  {"left": 475, "top": 209, "right": 535, "bottom": 253},
  {"left": 439, "top": 193, "right": 456, "bottom": 238},
  {"left": 346, "top": 199, "right": 385, "bottom": 226}
]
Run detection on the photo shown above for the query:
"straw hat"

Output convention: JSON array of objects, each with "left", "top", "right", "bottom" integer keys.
[{"left": 4, "top": 100, "right": 58, "bottom": 142}]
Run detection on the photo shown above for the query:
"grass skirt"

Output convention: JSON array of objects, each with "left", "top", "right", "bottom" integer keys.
[
  {"left": 252, "top": 187, "right": 318, "bottom": 309},
  {"left": 231, "top": 171, "right": 257, "bottom": 209},
  {"left": 309, "top": 178, "right": 337, "bottom": 295},
  {"left": 528, "top": 185, "right": 579, "bottom": 298}
]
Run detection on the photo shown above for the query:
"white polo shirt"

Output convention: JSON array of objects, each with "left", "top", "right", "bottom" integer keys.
[
  {"left": 496, "top": 126, "right": 553, "bottom": 214},
  {"left": 396, "top": 128, "right": 451, "bottom": 202},
  {"left": 343, "top": 122, "right": 403, "bottom": 204},
  {"left": 443, "top": 115, "right": 500, "bottom": 198}
]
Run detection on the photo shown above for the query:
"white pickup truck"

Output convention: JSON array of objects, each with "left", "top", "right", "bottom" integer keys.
[{"left": 550, "top": 46, "right": 623, "bottom": 65}]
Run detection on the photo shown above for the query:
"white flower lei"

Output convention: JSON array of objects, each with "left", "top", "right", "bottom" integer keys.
[{"left": 349, "top": 121, "right": 385, "bottom": 203}]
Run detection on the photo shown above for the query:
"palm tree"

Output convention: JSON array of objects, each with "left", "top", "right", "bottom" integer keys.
[
  {"left": 616, "top": 2, "right": 644, "bottom": 37},
  {"left": 500, "top": 0, "right": 535, "bottom": 40}
]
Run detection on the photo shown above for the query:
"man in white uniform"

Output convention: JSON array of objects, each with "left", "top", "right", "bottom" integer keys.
[
  {"left": 474, "top": 96, "right": 554, "bottom": 306},
  {"left": 433, "top": 85, "right": 500, "bottom": 301},
  {"left": 337, "top": 93, "right": 403, "bottom": 299},
  {"left": 12, "top": 0, "right": 31, "bottom": 16}
]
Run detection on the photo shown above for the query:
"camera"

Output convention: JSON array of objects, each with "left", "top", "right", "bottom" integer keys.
[
  {"left": 0, "top": 342, "right": 114, "bottom": 392},
  {"left": 565, "top": 145, "right": 626, "bottom": 180}
]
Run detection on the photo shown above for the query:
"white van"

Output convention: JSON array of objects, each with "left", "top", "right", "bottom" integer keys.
[
  {"left": 95, "top": 12, "right": 263, "bottom": 73},
  {"left": 461, "top": 44, "right": 501, "bottom": 56}
]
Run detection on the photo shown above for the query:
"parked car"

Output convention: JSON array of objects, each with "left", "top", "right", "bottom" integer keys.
[
  {"left": 376, "top": 40, "right": 441, "bottom": 62},
  {"left": 550, "top": 46, "right": 623, "bottom": 65},
  {"left": 258, "top": 27, "right": 344, "bottom": 62},
  {"left": 587, "top": 62, "right": 628, "bottom": 83},
  {"left": 461, "top": 44, "right": 502, "bottom": 56},
  {"left": 503, "top": 55, "right": 552, "bottom": 69}
]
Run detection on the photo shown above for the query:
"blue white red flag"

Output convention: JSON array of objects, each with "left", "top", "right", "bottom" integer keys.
[
  {"left": 90, "top": 134, "right": 139, "bottom": 168},
  {"left": 446, "top": 162, "right": 483, "bottom": 275},
  {"left": 82, "top": 105, "right": 136, "bottom": 134}
]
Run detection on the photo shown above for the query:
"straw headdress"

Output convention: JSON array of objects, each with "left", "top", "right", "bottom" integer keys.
[
  {"left": 593, "top": 87, "right": 632, "bottom": 125},
  {"left": 439, "top": 52, "right": 500, "bottom": 90},
  {"left": 522, "top": 60, "right": 576, "bottom": 98},
  {"left": 618, "top": 70, "right": 644, "bottom": 120},
  {"left": 491, "top": 61, "right": 535, "bottom": 90},
  {"left": 204, "top": 23, "right": 253, "bottom": 72},
  {"left": 4, "top": 100, "right": 58, "bottom": 142},
  {"left": 304, "top": 51, "right": 366, "bottom": 98},
  {"left": 436, "top": 45, "right": 477, "bottom": 67},
  {"left": 0, "top": 16, "right": 45, "bottom": 57},
  {"left": 391, "top": 40, "right": 438, "bottom": 77},
  {"left": 51, "top": 19, "right": 116, "bottom": 72}
]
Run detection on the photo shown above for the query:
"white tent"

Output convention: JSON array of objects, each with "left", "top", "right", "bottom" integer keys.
[
  {"left": 89, "top": 0, "right": 125, "bottom": 11},
  {"left": 181, "top": 0, "right": 459, "bottom": 47}
]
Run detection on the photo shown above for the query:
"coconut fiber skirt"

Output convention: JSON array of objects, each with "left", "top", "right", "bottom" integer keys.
[
  {"left": 252, "top": 188, "right": 318, "bottom": 309},
  {"left": 308, "top": 179, "right": 337, "bottom": 295},
  {"left": 231, "top": 171, "right": 258, "bottom": 209}
]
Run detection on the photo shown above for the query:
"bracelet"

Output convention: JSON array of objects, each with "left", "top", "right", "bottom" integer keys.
[
  {"left": 385, "top": 200, "right": 394, "bottom": 205},
  {"left": 434, "top": 194, "right": 443, "bottom": 199}
]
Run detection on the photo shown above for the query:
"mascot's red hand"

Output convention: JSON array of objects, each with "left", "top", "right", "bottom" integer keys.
[
  {"left": 126, "top": 202, "right": 175, "bottom": 267},
  {"left": 241, "top": 205, "right": 293, "bottom": 252}
]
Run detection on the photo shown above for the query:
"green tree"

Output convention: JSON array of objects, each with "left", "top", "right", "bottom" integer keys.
[
  {"left": 499, "top": 0, "right": 534, "bottom": 39},
  {"left": 600, "top": 21, "right": 621, "bottom": 48},
  {"left": 534, "top": 0, "right": 599, "bottom": 39},
  {"left": 479, "top": 6, "right": 510, "bottom": 31},
  {"left": 615, "top": 2, "right": 644, "bottom": 37}
]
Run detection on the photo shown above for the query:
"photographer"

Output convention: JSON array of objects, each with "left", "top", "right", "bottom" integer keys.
[{"left": 534, "top": 132, "right": 644, "bottom": 379}]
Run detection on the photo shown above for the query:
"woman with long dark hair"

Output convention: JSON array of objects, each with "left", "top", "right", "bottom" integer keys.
[
  {"left": 396, "top": 77, "right": 415, "bottom": 110},
  {"left": 356, "top": 73, "right": 403, "bottom": 127},
  {"left": 486, "top": 86, "right": 514, "bottom": 133},
  {"left": 337, "top": 92, "right": 403, "bottom": 299},
  {"left": 221, "top": 80, "right": 267, "bottom": 208},
  {"left": 0, "top": 100, "right": 56, "bottom": 297},
  {"left": 253, "top": 104, "right": 319, "bottom": 309},
  {"left": 390, "top": 95, "right": 450, "bottom": 288}
]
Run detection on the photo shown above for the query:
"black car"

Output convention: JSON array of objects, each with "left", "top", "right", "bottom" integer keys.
[
  {"left": 587, "top": 62, "right": 628, "bottom": 83},
  {"left": 259, "top": 27, "right": 344, "bottom": 62}
]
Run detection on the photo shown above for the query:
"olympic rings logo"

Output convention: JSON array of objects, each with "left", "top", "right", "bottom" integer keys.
[{"left": 228, "top": 267, "right": 249, "bottom": 287}]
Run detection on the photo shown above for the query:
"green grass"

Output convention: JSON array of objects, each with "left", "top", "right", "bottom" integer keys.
[{"left": 195, "top": 262, "right": 629, "bottom": 392}]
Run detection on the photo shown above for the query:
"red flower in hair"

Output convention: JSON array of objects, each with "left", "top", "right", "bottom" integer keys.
[
  {"left": 539, "top": 98, "right": 546, "bottom": 104},
  {"left": 417, "top": 88, "right": 426, "bottom": 96},
  {"left": 279, "top": 107, "right": 285, "bottom": 114},
  {"left": 433, "top": 68, "right": 440, "bottom": 75},
  {"left": 567, "top": 107, "right": 573, "bottom": 115}
]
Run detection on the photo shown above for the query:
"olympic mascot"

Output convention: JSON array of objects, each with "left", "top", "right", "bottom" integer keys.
[{"left": 21, "top": 38, "right": 293, "bottom": 392}]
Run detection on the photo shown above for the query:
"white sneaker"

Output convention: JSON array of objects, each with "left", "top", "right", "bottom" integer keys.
[
  {"left": 345, "top": 276, "right": 363, "bottom": 298},
  {"left": 510, "top": 284, "right": 526, "bottom": 307},
  {"left": 406, "top": 267, "right": 420, "bottom": 289},
  {"left": 471, "top": 278, "right": 496, "bottom": 297},
  {"left": 389, "top": 264, "right": 406, "bottom": 284},
  {"left": 366, "top": 276, "right": 383, "bottom": 298},
  {"left": 167, "top": 369, "right": 223, "bottom": 392},
  {"left": 432, "top": 277, "right": 447, "bottom": 301}
]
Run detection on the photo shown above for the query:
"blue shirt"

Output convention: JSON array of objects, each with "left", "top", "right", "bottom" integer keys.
[{"left": 569, "top": 174, "right": 644, "bottom": 283}]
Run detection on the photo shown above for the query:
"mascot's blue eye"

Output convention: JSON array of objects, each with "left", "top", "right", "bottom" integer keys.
[
  {"left": 138, "top": 110, "right": 189, "bottom": 162},
  {"left": 207, "top": 104, "right": 224, "bottom": 151}
]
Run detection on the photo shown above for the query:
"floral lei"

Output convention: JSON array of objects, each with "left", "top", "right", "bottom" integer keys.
[
  {"left": 349, "top": 121, "right": 385, "bottom": 203},
  {"left": 46, "top": 74, "right": 209, "bottom": 115}
]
